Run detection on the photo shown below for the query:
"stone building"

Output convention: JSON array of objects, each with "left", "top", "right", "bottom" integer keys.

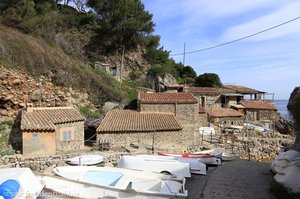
[
  {"left": 184, "top": 87, "right": 243, "bottom": 108},
  {"left": 206, "top": 107, "right": 244, "bottom": 126},
  {"left": 21, "top": 107, "right": 85, "bottom": 155},
  {"left": 138, "top": 92, "right": 204, "bottom": 125},
  {"left": 96, "top": 93, "right": 210, "bottom": 150},
  {"left": 96, "top": 109, "right": 188, "bottom": 150},
  {"left": 223, "top": 85, "right": 266, "bottom": 100},
  {"left": 238, "top": 100, "right": 277, "bottom": 128},
  {"left": 184, "top": 86, "right": 277, "bottom": 128}
]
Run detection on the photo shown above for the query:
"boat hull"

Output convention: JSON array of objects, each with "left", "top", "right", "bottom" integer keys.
[
  {"left": 117, "top": 155, "right": 192, "bottom": 178},
  {"left": 157, "top": 152, "right": 222, "bottom": 166},
  {"left": 53, "top": 166, "right": 188, "bottom": 198},
  {"left": 135, "top": 155, "right": 207, "bottom": 175},
  {"left": 66, "top": 155, "right": 104, "bottom": 166},
  {"left": 38, "top": 175, "right": 186, "bottom": 199}
]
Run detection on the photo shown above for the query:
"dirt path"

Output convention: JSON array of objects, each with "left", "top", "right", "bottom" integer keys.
[{"left": 186, "top": 159, "right": 276, "bottom": 199}]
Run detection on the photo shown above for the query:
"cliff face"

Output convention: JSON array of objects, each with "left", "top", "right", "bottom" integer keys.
[
  {"left": 288, "top": 87, "right": 300, "bottom": 151},
  {"left": 0, "top": 65, "right": 90, "bottom": 120}
]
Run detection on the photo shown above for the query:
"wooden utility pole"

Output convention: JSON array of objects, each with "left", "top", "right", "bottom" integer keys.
[
  {"left": 183, "top": 43, "right": 186, "bottom": 66},
  {"left": 120, "top": 45, "right": 125, "bottom": 84}
]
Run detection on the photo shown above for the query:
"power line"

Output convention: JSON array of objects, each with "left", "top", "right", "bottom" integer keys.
[{"left": 170, "top": 16, "right": 300, "bottom": 56}]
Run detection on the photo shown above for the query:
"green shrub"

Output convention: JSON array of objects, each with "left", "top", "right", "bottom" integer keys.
[
  {"left": 79, "top": 105, "right": 102, "bottom": 119},
  {"left": 1, "top": 148, "right": 15, "bottom": 156}
]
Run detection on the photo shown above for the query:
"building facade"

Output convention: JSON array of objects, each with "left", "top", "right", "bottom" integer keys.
[{"left": 21, "top": 107, "right": 85, "bottom": 155}]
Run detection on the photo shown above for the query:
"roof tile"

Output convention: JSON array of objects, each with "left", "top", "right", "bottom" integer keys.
[
  {"left": 239, "top": 100, "right": 277, "bottom": 110},
  {"left": 139, "top": 92, "right": 197, "bottom": 104},
  {"left": 207, "top": 108, "right": 244, "bottom": 117},
  {"left": 97, "top": 109, "right": 182, "bottom": 132},
  {"left": 21, "top": 107, "right": 85, "bottom": 131},
  {"left": 223, "top": 85, "right": 264, "bottom": 94}
]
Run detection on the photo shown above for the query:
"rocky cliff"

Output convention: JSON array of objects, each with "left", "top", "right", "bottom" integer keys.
[
  {"left": 287, "top": 87, "right": 300, "bottom": 151},
  {"left": 0, "top": 65, "right": 90, "bottom": 120}
]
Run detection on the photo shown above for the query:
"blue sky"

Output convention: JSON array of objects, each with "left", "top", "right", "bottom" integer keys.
[{"left": 141, "top": 0, "right": 300, "bottom": 99}]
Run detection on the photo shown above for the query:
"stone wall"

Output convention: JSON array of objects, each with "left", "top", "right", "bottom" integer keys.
[
  {"left": 97, "top": 129, "right": 202, "bottom": 152},
  {"left": 140, "top": 103, "right": 175, "bottom": 114},
  {"left": 200, "top": 127, "right": 295, "bottom": 161},
  {"left": 55, "top": 121, "right": 84, "bottom": 152},
  {"left": 210, "top": 116, "right": 244, "bottom": 126},
  {"left": 0, "top": 152, "right": 126, "bottom": 172},
  {"left": 140, "top": 103, "right": 200, "bottom": 125},
  {"left": 193, "top": 94, "right": 222, "bottom": 108},
  {"left": 245, "top": 110, "right": 276, "bottom": 122},
  {"left": 233, "top": 131, "right": 294, "bottom": 161}
]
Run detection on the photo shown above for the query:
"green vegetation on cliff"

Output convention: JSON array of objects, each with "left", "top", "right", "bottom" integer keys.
[{"left": 0, "top": 0, "right": 221, "bottom": 107}]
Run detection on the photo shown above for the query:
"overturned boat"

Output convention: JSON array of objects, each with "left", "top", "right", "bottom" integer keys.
[
  {"left": 66, "top": 154, "right": 104, "bottom": 166},
  {"left": 53, "top": 166, "right": 188, "bottom": 198}
]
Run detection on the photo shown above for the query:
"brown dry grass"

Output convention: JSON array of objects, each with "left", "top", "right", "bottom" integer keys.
[{"left": 0, "top": 24, "right": 124, "bottom": 105}]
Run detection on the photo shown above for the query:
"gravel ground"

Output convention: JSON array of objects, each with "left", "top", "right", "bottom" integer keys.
[{"left": 186, "top": 159, "right": 276, "bottom": 199}]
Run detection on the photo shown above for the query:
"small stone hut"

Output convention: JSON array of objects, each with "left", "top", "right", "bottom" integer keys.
[
  {"left": 238, "top": 100, "right": 277, "bottom": 127},
  {"left": 206, "top": 107, "right": 244, "bottom": 126},
  {"left": 96, "top": 109, "right": 184, "bottom": 149},
  {"left": 21, "top": 107, "right": 85, "bottom": 155}
]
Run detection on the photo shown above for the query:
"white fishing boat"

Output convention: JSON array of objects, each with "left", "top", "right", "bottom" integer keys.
[
  {"left": 117, "top": 155, "right": 191, "bottom": 178},
  {"left": 193, "top": 149, "right": 236, "bottom": 161},
  {"left": 193, "top": 149, "right": 223, "bottom": 157},
  {"left": 53, "top": 166, "right": 188, "bottom": 198},
  {"left": 66, "top": 154, "right": 104, "bottom": 166},
  {"left": 220, "top": 152, "right": 237, "bottom": 161},
  {"left": 0, "top": 168, "right": 44, "bottom": 199},
  {"left": 157, "top": 151, "right": 222, "bottom": 166},
  {"left": 134, "top": 154, "right": 207, "bottom": 175}
]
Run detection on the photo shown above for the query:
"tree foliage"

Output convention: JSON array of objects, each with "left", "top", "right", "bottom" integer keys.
[
  {"left": 0, "top": 0, "right": 216, "bottom": 102},
  {"left": 195, "top": 73, "right": 223, "bottom": 87},
  {"left": 87, "top": 0, "right": 154, "bottom": 51}
]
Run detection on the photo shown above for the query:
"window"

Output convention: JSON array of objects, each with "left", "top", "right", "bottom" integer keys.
[
  {"left": 32, "top": 133, "right": 38, "bottom": 138},
  {"left": 62, "top": 131, "right": 72, "bottom": 141}
]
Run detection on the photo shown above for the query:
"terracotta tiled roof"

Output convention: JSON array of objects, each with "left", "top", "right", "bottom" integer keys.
[
  {"left": 97, "top": 109, "right": 182, "bottom": 132},
  {"left": 239, "top": 100, "right": 277, "bottom": 110},
  {"left": 207, "top": 108, "right": 244, "bottom": 118},
  {"left": 139, "top": 92, "right": 197, "bottom": 104},
  {"left": 223, "top": 85, "right": 264, "bottom": 94},
  {"left": 184, "top": 87, "right": 233, "bottom": 95},
  {"left": 21, "top": 107, "right": 85, "bottom": 131}
]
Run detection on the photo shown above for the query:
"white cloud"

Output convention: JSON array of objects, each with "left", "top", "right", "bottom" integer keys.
[{"left": 221, "top": 1, "right": 300, "bottom": 41}]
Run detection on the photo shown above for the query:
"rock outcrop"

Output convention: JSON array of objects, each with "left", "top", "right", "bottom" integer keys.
[
  {"left": 287, "top": 87, "right": 300, "bottom": 151},
  {"left": 275, "top": 116, "right": 295, "bottom": 135},
  {"left": 0, "top": 65, "right": 90, "bottom": 120}
]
